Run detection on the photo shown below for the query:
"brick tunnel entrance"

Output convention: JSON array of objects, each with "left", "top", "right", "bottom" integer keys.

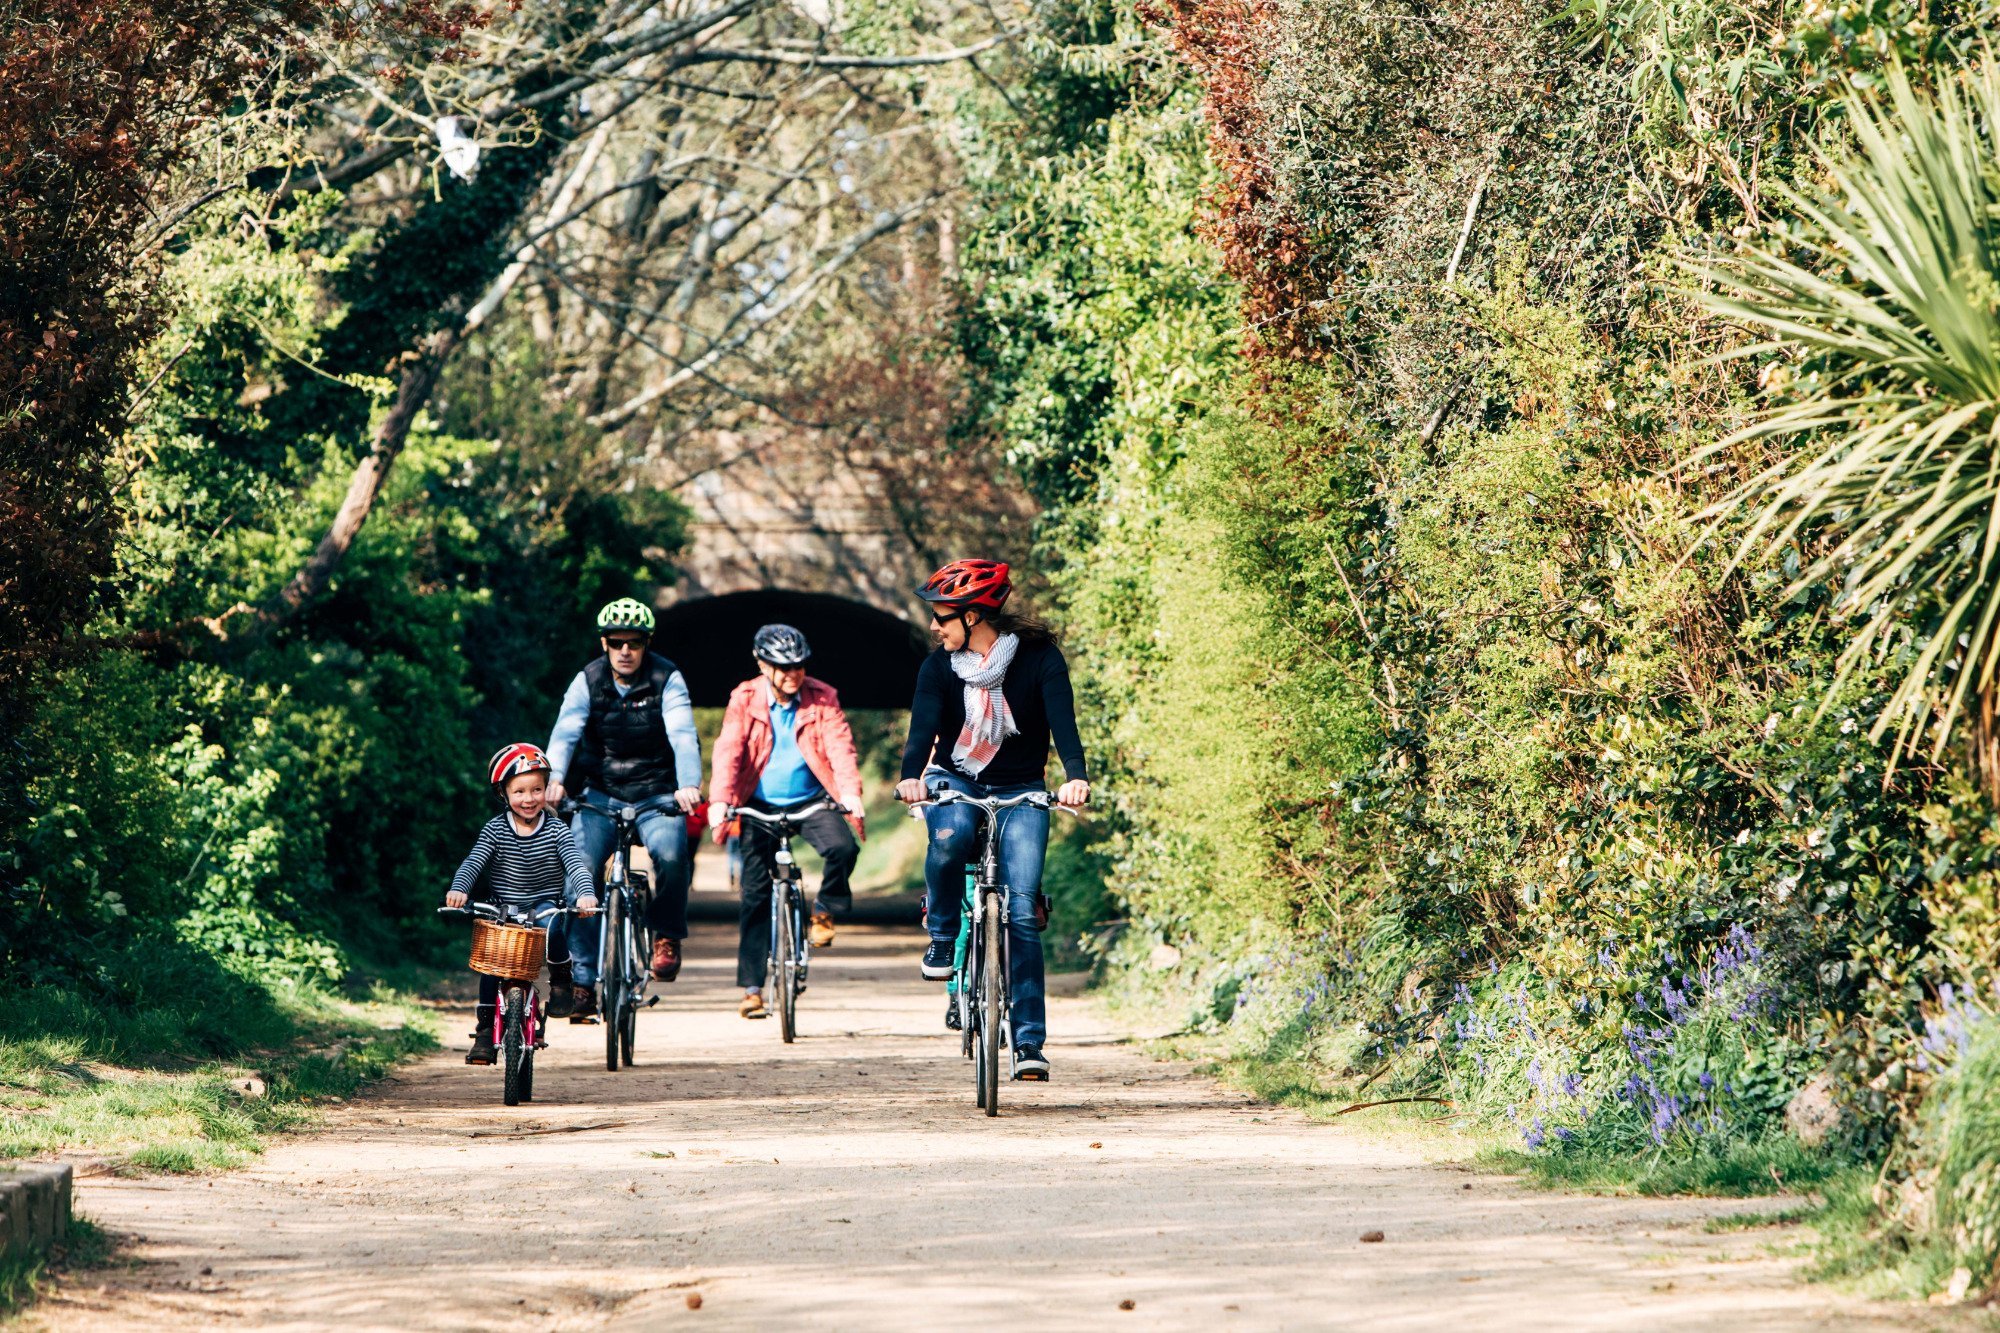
[{"left": 654, "top": 588, "right": 929, "bottom": 708}]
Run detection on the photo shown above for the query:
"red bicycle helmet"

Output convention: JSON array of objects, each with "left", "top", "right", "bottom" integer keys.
[
  {"left": 917, "top": 559, "right": 1012, "bottom": 611},
  {"left": 488, "top": 742, "right": 553, "bottom": 788}
]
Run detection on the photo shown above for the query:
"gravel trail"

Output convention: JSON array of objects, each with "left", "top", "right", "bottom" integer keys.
[{"left": 29, "top": 925, "right": 1926, "bottom": 1330}]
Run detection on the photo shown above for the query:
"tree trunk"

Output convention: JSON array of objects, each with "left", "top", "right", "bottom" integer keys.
[{"left": 270, "top": 328, "right": 459, "bottom": 617}]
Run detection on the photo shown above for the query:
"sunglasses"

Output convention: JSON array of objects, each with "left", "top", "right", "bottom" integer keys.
[
  {"left": 930, "top": 609, "right": 965, "bottom": 627},
  {"left": 604, "top": 636, "right": 648, "bottom": 651}
]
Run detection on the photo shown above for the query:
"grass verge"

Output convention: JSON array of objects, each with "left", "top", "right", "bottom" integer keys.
[
  {"left": 1486, "top": 1135, "right": 1848, "bottom": 1198},
  {"left": 1148, "top": 1008, "right": 1846, "bottom": 1199},
  {"left": 0, "top": 1216, "right": 112, "bottom": 1319},
  {"left": 1801, "top": 1166, "right": 1971, "bottom": 1302},
  {"left": 0, "top": 973, "right": 439, "bottom": 1173}
]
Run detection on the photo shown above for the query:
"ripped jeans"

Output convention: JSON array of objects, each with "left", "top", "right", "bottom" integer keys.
[{"left": 920, "top": 768, "right": 1051, "bottom": 1050}]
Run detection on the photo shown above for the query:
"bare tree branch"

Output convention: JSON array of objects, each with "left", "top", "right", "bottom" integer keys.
[{"left": 587, "top": 192, "right": 943, "bottom": 428}]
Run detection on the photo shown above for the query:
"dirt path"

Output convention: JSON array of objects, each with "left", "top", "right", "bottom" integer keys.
[{"left": 30, "top": 925, "right": 1925, "bottom": 1331}]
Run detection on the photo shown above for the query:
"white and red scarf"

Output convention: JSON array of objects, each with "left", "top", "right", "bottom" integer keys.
[{"left": 950, "top": 633, "right": 1020, "bottom": 777}]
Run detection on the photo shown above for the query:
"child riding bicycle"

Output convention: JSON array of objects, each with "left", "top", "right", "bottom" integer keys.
[{"left": 446, "top": 744, "right": 598, "bottom": 1064}]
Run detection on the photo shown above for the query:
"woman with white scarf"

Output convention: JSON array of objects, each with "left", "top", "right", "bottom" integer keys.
[{"left": 895, "top": 559, "right": 1091, "bottom": 1082}]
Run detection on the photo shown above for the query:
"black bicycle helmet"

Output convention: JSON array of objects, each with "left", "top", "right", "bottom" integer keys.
[{"left": 752, "top": 623, "right": 811, "bottom": 667}]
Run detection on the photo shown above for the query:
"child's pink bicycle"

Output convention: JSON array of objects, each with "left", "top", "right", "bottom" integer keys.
[{"left": 440, "top": 901, "right": 568, "bottom": 1106}]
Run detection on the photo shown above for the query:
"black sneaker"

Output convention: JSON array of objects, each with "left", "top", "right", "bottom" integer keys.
[
  {"left": 921, "top": 940, "right": 953, "bottom": 981},
  {"left": 944, "top": 989, "right": 962, "bottom": 1031},
  {"left": 1013, "top": 1044, "right": 1049, "bottom": 1081}
]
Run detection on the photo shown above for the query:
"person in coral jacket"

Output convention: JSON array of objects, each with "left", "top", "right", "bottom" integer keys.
[{"left": 709, "top": 624, "right": 865, "bottom": 1020}]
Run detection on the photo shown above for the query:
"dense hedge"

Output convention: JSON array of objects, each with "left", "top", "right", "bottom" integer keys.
[
  {"left": 953, "top": 0, "right": 2000, "bottom": 1288},
  {"left": 2, "top": 168, "right": 684, "bottom": 1056}
]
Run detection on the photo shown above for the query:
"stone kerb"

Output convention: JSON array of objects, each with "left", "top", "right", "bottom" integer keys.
[{"left": 0, "top": 1162, "right": 73, "bottom": 1264}]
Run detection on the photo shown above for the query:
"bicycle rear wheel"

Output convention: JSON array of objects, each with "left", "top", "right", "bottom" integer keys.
[
  {"left": 957, "top": 980, "right": 973, "bottom": 1060},
  {"left": 978, "top": 891, "right": 1002, "bottom": 1116},
  {"left": 502, "top": 988, "right": 526, "bottom": 1107},
  {"left": 602, "top": 886, "right": 625, "bottom": 1072},
  {"left": 776, "top": 885, "right": 798, "bottom": 1044}
]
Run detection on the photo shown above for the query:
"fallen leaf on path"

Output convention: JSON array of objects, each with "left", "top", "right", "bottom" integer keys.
[
  {"left": 1089, "top": 1142, "right": 1102, "bottom": 1149},
  {"left": 686, "top": 1293, "right": 704, "bottom": 1309},
  {"left": 1118, "top": 1300, "right": 1136, "bottom": 1311},
  {"left": 1359, "top": 1231, "right": 1384, "bottom": 1243}
]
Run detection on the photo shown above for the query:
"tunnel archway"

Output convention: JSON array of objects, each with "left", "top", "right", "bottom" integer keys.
[{"left": 653, "top": 588, "right": 928, "bottom": 708}]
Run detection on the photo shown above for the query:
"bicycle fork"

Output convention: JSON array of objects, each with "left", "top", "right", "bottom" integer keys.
[{"left": 492, "top": 985, "right": 544, "bottom": 1049}]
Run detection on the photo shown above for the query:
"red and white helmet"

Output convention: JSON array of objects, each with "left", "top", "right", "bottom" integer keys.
[
  {"left": 917, "top": 559, "right": 1012, "bottom": 611},
  {"left": 488, "top": 742, "right": 552, "bottom": 788}
]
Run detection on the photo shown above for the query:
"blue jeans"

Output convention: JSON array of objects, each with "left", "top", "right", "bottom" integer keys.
[
  {"left": 921, "top": 769, "right": 1051, "bottom": 1050},
  {"left": 569, "top": 792, "right": 690, "bottom": 988}
]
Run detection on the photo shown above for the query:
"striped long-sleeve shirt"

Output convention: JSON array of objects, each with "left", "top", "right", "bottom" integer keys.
[{"left": 448, "top": 812, "right": 594, "bottom": 907}]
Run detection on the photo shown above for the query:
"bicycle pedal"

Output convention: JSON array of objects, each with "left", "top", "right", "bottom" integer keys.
[{"left": 645, "top": 995, "right": 660, "bottom": 1007}]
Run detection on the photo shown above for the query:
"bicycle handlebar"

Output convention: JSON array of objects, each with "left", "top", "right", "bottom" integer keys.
[
  {"left": 560, "top": 794, "right": 643, "bottom": 822},
  {"left": 905, "top": 787, "right": 1081, "bottom": 816},
  {"left": 438, "top": 902, "right": 570, "bottom": 925},
  {"left": 731, "top": 798, "right": 848, "bottom": 830}
]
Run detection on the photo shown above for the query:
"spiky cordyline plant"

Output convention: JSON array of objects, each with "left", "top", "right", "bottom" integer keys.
[{"left": 1692, "top": 60, "right": 2000, "bottom": 789}]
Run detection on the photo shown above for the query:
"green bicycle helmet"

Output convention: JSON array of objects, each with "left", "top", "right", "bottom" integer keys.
[{"left": 596, "top": 598, "right": 656, "bottom": 634}]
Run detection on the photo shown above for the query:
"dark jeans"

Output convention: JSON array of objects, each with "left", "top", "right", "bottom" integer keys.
[
  {"left": 736, "top": 797, "right": 858, "bottom": 989},
  {"left": 569, "top": 792, "right": 689, "bottom": 987},
  {"left": 920, "top": 769, "right": 1050, "bottom": 1050}
]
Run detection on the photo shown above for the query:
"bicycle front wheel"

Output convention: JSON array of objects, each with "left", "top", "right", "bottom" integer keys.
[
  {"left": 619, "top": 906, "right": 638, "bottom": 1067},
  {"left": 502, "top": 987, "right": 526, "bottom": 1107},
  {"left": 602, "top": 886, "right": 625, "bottom": 1072},
  {"left": 776, "top": 887, "right": 798, "bottom": 1044},
  {"left": 978, "top": 891, "right": 1002, "bottom": 1116}
]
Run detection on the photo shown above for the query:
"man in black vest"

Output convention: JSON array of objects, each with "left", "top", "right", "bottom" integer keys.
[{"left": 546, "top": 598, "right": 704, "bottom": 1019}]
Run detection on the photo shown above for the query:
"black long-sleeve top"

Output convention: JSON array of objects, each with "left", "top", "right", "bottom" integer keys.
[{"left": 899, "top": 638, "right": 1090, "bottom": 787}]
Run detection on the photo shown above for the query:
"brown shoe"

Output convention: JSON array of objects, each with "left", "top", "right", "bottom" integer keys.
[
  {"left": 807, "top": 905, "right": 835, "bottom": 949},
  {"left": 467, "top": 1005, "right": 497, "bottom": 1064},
  {"left": 568, "top": 985, "right": 597, "bottom": 1023},
  {"left": 739, "top": 992, "right": 767, "bottom": 1020},
  {"left": 651, "top": 937, "right": 681, "bottom": 982}
]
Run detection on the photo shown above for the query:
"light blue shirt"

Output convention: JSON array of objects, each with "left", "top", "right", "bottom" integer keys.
[
  {"left": 756, "top": 695, "right": 823, "bottom": 805},
  {"left": 546, "top": 665, "right": 703, "bottom": 791}
]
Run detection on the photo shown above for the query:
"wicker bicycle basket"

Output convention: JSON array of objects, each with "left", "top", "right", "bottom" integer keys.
[{"left": 468, "top": 919, "right": 548, "bottom": 981}]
